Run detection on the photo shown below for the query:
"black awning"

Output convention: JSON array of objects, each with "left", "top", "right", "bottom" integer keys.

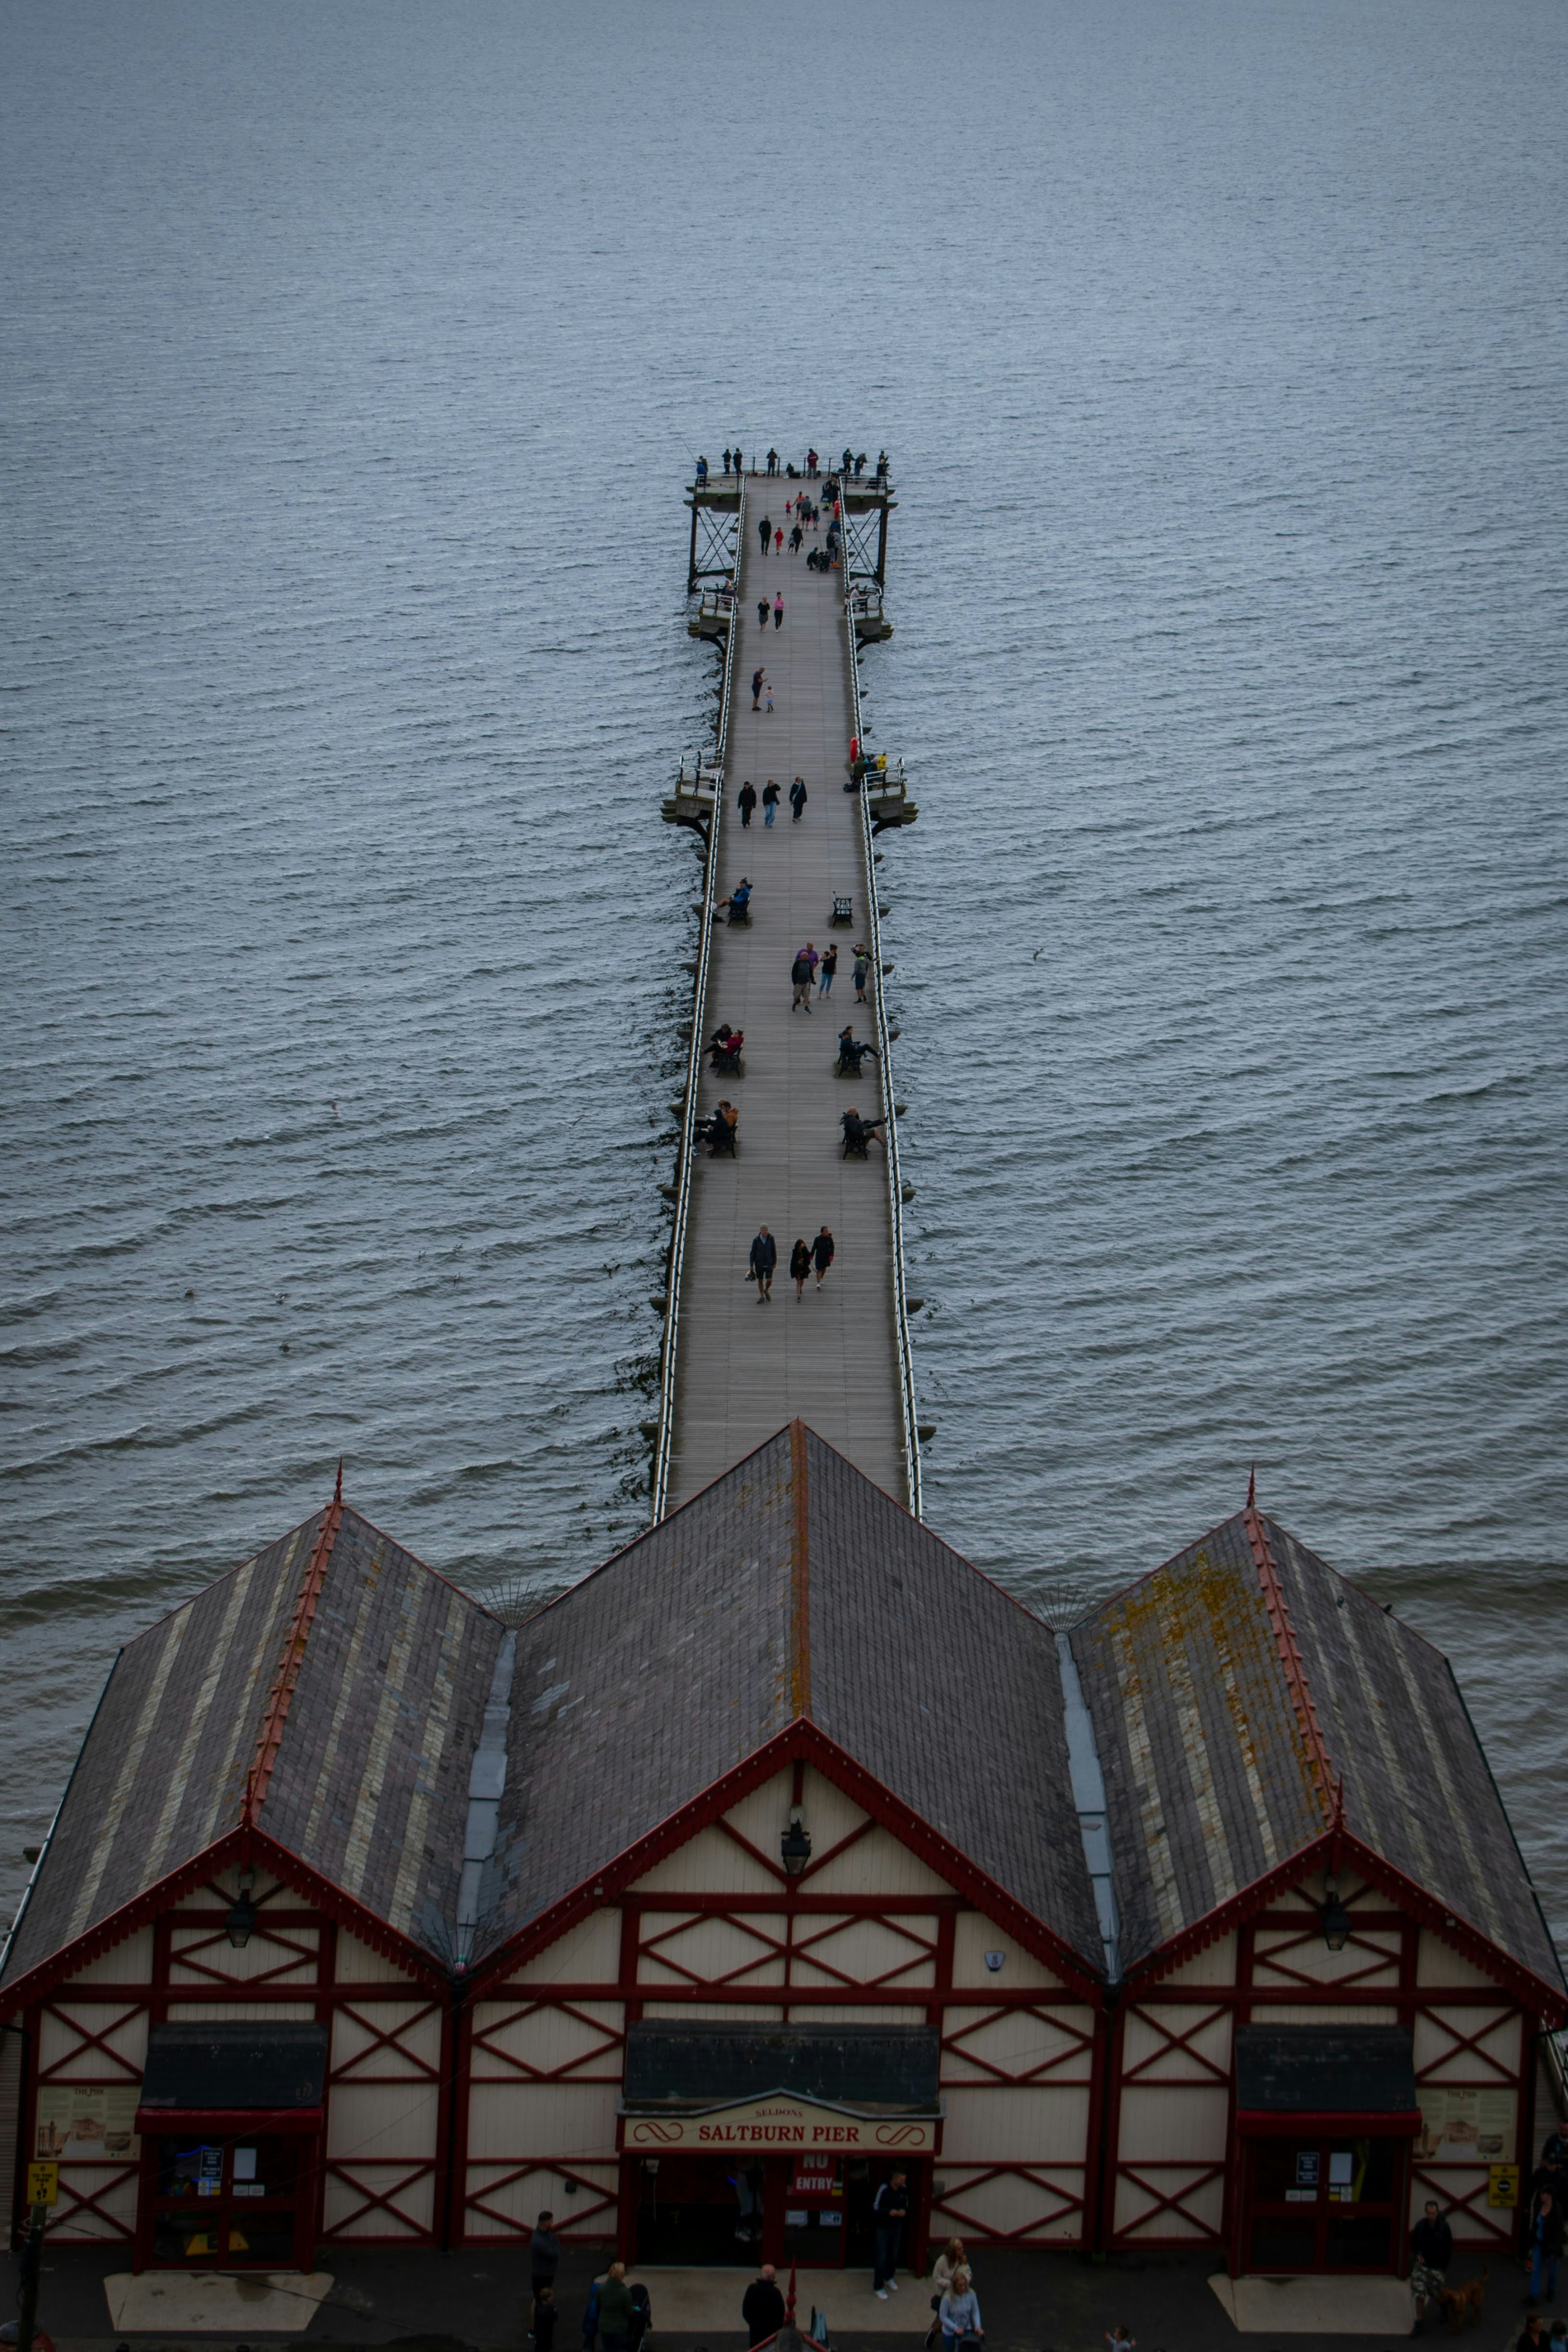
[
  {"left": 1234, "top": 2025, "right": 1417, "bottom": 2115},
  {"left": 624, "top": 2021, "right": 939, "bottom": 2110},
  {"left": 140, "top": 2021, "right": 329, "bottom": 2111}
]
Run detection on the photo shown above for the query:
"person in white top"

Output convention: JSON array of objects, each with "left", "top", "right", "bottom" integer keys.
[{"left": 926, "top": 2241, "right": 967, "bottom": 2347}]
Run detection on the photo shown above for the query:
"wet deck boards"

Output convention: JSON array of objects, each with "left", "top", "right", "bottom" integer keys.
[{"left": 665, "top": 485, "right": 906, "bottom": 1509}]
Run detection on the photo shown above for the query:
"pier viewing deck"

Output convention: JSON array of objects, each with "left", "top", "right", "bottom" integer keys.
[{"left": 655, "top": 463, "right": 921, "bottom": 1515}]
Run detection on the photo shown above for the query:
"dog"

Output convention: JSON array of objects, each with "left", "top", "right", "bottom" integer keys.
[{"left": 1436, "top": 2262, "right": 1489, "bottom": 2330}]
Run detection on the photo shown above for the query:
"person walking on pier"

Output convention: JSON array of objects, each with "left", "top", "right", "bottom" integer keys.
[
  {"left": 791, "top": 949, "right": 814, "bottom": 1013},
  {"left": 873, "top": 2168, "right": 910, "bottom": 2298},
  {"left": 758, "top": 513, "right": 771, "bottom": 556},
  {"left": 853, "top": 943, "right": 871, "bottom": 1004},
  {"left": 818, "top": 942, "right": 837, "bottom": 994},
  {"left": 773, "top": 592, "right": 784, "bottom": 630},
  {"left": 757, "top": 597, "right": 769, "bottom": 630},
  {"left": 790, "top": 1238, "right": 812, "bottom": 1300},
  {"left": 762, "top": 779, "right": 780, "bottom": 825},
  {"left": 748, "top": 1226, "right": 777, "bottom": 1302},
  {"left": 743, "top": 2267, "right": 785, "bottom": 2348},
  {"left": 766, "top": 448, "right": 778, "bottom": 475},
  {"left": 774, "top": 526, "right": 783, "bottom": 555},
  {"left": 1531, "top": 2188, "right": 1564, "bottom": 2304},
  {"left": 1408, "top": 2200, "right": 1450, "bottom": 2333},
  {"left": 752, "top": 667, "right": 765, "bottom": 709},
  {"left": 790, "top": 523, "right": 803, "bottom": 554},
  {"left": 737, "top": 781, "right": 756, "bottom": 827},
  {"left": 789, "top": 775, "right": 807, "bottom": 821},
  {"left": 813, "top": 1227, "right": 835, "bottom": 1288}
]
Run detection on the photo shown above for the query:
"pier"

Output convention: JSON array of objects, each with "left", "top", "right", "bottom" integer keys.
[{"left": 653, "top": 461, "right": 922, "bottom": 1517}]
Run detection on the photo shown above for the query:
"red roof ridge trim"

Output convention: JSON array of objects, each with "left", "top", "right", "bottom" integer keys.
[
  {"left": 790, "top": 1419, "right": 812, "bottom": 1719},
  {"left": 1244, "top": 1501, "right": 1335, "bottom": 1815},
  {"left": 244, "top": 1480, "right": 344, "bottom": 1821}
]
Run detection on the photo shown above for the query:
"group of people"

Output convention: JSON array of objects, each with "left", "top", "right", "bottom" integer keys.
[
  {"left": 791, "top": 940, "right": 874, "bottom": 1008},
  {"left": 737, "top": 777, "right": 806, "bottom": 825},
  {"left": 747, "top": 1225, "right": 833, "bottom": 1301},
  {"left": 754, "top": 491, "right": 843, "bottom": 573},
  {"left": 698, "top": 446, "right": 889, "bottom": 483},
  {"left": 1410, "top": 2143, "right": 1568, "bottom": 2343},
  {"left": 529, "top": 2211, "right": 655, "bottom": 2352}
]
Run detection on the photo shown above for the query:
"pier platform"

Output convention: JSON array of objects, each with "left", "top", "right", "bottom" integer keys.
[{"left": 660, "top": 474, "right": 912, "bottom": 1511}]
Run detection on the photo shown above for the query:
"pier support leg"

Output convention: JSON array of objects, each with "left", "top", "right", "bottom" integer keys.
[
  {"left": 875, "top": 501, "right": 889, "bottom": 588},
  {"left": 688, "top": 501, "right": 701, "bottom": 596}
]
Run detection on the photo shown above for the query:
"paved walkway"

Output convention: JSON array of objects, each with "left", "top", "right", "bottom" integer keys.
[{"left": 665, "top": 487, "right": 905, "bottom": 1510}]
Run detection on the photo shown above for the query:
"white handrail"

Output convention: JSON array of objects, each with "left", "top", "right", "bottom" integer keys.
[
  {"left": 651, "top": 484, "right": 744, "bottom": 1522},
  {"left": 842, "top": 588, "right": 923, "bottom": 1519}
]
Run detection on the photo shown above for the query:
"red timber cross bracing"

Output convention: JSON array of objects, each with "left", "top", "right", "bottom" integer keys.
[{"left": 1, "top": 1427, "right": 1561, "bottom": 2280}]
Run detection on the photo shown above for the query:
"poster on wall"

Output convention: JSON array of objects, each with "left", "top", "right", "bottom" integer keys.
[
  {"left": 1415, "top": 2087, "right": 1517, "bottom": 2162},
  {"left": 35, "top": 2085, "right": 140, "bottom": 2160}
]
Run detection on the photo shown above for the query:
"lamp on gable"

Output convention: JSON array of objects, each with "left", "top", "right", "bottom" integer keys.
[
  {"left": 780, "top": 1808, "right": 812, "bottom": 1878},
  {"left": 226, "top": 1875, "right": 257, "bottom": 1951},
  {"left": 1320, "top": 1877, "right": 1351, "bottom": 1953}
]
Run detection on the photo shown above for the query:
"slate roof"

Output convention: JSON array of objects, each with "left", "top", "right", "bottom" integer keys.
[
  {"left": 1234, "top": 2024, "right": 1417, "bottom": 2116},
  {"left": 1269, "top": 1515, "right": 1562, "bottom": 1992},
  {"left": 623, "top": 2020, "right": 941, "bottom": 2109},
  {"left": 6, "top": 1445, "right": 1558, "bottom": 2012},
  {"left": 1071, "top": 1507, "right": 1562, "bottom": 1992},
  {"left": 2, "top": 1500, "right": 502, "bottom": 1988},
  {"left": 481, "top": 1424, "right": 1105, "bottom": 1972}
]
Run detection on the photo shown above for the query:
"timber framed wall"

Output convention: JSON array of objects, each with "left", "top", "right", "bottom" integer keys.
[
  {"left": 11, "top": 1864, "right": 447, "bottom": 2253},
  {"left": 462, "top": 1764, "right": 1100, "bottom": 2251},
  {"left": 1106, "top": 1861, "right": 1540, "bottom": 2255}
]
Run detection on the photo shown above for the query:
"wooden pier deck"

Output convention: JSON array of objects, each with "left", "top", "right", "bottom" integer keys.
[{"left": 661, "top": 477, "right": 911, "bottom": 1510}]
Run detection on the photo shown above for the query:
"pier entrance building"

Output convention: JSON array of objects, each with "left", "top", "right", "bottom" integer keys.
[{"left": 0, "top": 1433, "right": 1560, "bottom": 2283}]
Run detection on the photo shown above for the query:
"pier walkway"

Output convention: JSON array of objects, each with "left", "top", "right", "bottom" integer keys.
[{"left": 659, "top": 474, "right": 912, "bottom": 1512}]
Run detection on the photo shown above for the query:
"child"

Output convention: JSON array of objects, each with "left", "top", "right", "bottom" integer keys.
[
  {"left": 1105, "top": 2329, "right": 1134, "bottom": 2352},
  {"left": 532, "top": 2287, "right": 556, "bottom": 2352},
  {"left": 766, "top": 681, "right": 774, "bottom": 713}
]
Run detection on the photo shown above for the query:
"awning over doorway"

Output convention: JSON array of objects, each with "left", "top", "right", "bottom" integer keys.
[
  {"left": 624, "top": 2021, "right": 939, "bottom": 2112},
  {"left": 1234, "top": 2025, "right": 1418, "bottom": 2131},
  {"left": 134, "top": 2020, "right": 329, "bottom": 2135}
]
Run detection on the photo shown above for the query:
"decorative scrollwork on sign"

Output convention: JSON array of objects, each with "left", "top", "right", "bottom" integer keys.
[
  {"left": 629, "top": 2119, "right": 687, "bottom": 2146},
  {"left": 875, "top": 2123, "right": 927, "bottom": 2147}
]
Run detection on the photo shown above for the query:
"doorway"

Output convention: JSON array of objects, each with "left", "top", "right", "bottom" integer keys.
[
  {"left": 140, "top": 2132, "right": 316, "bottom": 2269},
  {"left": 1242, "top": 2134, "right": 1406, "bottom": 2273},
  {"left": 635, "top": 2153, "right": 765, "bottom": 2265}
]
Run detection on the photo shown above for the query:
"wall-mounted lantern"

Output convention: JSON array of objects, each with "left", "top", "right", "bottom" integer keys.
[
  {"left": 225, "top": 1875, "right": 256, "bottom": 1951},
  {"left": 781, "top": 1808, "right": 812, "bottom": 1878},
  {"left": 1320, "top": 1877, "right": 1350, "bottom": 1953}
]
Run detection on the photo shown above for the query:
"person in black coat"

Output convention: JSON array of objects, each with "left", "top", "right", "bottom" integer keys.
[
  {"left": 1408, "top": 2199, "right": 1451, "bottom": 2330},
  {"left": 742, "top": 2266, "right": 786, "bottom": 2348},
  {"left": 531, "top": 2208, "right": 563, "bottom": 2300},
  {"left": 748, "top": 1227, "right": 777, "bottom": 1300},
  {"left": 738, "top": 781, "right": 757, "bottom": 827}
]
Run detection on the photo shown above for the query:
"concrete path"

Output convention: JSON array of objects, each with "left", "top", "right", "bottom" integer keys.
[{"left": 666, "top": 486, "right": 905, "bottom": 1510}]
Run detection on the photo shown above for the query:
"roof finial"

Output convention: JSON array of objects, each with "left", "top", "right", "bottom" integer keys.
[
  {"left": 1246, "top": 1461, "right": 1256, "bottom": 1510},
  {"left": 334, "top": 1456, "right": 343, "bottom": 1504}
]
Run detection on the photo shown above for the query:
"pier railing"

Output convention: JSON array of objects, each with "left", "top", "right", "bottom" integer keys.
[
  {"left": 842, "top": 583, "right": 924, "bottom": 1519},
  {"left": 651, "top": 483, "right": 744, "bottom": 1523}
]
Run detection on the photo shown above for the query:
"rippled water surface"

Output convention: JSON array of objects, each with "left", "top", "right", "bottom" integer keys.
[{"left": 4, "top": 1, "right": 1566, "bottom": 1934}]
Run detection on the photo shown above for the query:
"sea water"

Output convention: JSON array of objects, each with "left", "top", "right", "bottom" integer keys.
[{"left": 3, "top": 0, "right": 1565, "bottom": 1932}]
